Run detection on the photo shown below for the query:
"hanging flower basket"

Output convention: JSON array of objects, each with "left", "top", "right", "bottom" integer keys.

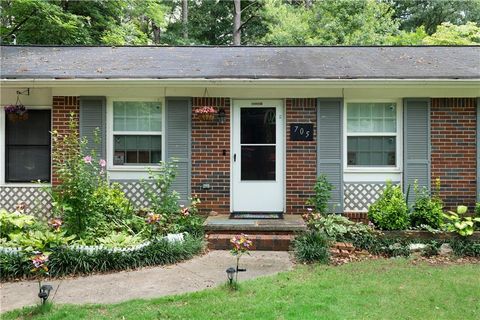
[
  {"left": 193, "top": 106, "right": 217, "bottom": 122},
  {"left": 4, "top": 104, "right": 28, "bottom": 123}
]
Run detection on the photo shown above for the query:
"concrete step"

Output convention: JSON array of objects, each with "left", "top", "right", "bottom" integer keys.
[{"left": 207, "top": 233, "right": 295, "bottom": 251}]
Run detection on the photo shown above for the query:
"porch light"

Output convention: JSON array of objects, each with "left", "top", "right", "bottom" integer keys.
[
  {"left": 226, "top": 267, "right": 236, "bottom": 284},
  {"left": 217, "top": 107, "right": 226, "bottom": 124},
  {"left": 38, "top": 284, "right": 53, "bottom": 304}
]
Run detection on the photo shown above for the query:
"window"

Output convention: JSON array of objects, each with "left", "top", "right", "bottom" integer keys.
[
  {"left": 5, "top": 110, "right": 51, "bottom": 182},
  {"left": 346, "top": 102, "right": 397, "bottom": 167},
  {"left": 112, "top": 101, "right": 162, "bottom": 165}
]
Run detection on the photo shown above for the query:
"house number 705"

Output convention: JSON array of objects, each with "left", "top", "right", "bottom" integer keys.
[{"left": 290, "top": 123, "right": 314, "bottom": 141}]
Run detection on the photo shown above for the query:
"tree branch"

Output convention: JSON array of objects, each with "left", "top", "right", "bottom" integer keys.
[{"left": 4, "top": 9, "right": 37, "bottom": 38}]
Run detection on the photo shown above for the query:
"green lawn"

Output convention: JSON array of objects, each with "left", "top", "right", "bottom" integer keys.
[{"left": 5, "top": 259, "right": 480, "bottom": 320}]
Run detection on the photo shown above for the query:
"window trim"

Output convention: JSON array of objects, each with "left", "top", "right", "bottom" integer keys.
[
  {"left": 0, "top": 106, "right": 52, "bottom": 186},
  {"left": 106, "top": 97, "right": 165, "bottom": 171},
  {"left": 343, "top": 99, "right": 403, "bottom": 173}
]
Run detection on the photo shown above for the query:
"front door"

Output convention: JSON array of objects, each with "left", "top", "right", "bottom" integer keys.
[{"left": 232, "top": 100, "right": 284, "bottom": 212}]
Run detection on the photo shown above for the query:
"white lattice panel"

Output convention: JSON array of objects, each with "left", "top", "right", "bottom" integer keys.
[
  {"left": 113, "top": 181, "right": 154, "bottom": 209},
  {"left": 344, "top": 183, "right": 387, "bottom": 212},
  {"left": 0, "top": 186, "right": 52, "bottom": 220}
]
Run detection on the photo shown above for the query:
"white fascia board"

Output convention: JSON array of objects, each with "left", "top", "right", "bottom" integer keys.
[{"left": 1, "top": 78, "right": 480, "bottom": 89}]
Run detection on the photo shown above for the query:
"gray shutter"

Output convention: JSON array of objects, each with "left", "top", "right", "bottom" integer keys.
[
  {"left": 317, "top": 98, "right": 344, "bottom": 213},
  {"left": 166, "top": 98, "right": 191, "bottom": 205},
  {"left": 79, "top": 96, "right": 106, "bottom": 159},
  {"left": 403, "top": 98, "right": 430, "bottom": 201},
  {"left": 477, "top": 98, "right": 479, "bottom": 201}
]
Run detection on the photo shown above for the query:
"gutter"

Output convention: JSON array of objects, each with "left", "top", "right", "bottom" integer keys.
[{"left": 1, "top": 78, "right": 480, "bottom": 89}]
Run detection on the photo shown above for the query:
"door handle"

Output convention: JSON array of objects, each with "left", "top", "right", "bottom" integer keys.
[{"left": 234, "top": 154, "right": 236, "bottom": 162}]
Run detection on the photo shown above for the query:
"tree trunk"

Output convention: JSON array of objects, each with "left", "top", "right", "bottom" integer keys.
[
  {"left": 233, "top": 0, "right": 241, "bottom": 45},
  {"left": 182, "top": 0, "right": 188, "bottom": 39}
]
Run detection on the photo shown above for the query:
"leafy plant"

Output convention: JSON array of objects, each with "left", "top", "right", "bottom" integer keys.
[
  {"left": 97, "top": 232, "right": 143, "bottom": 248},
  {"left": 475, "top": 202, "right": 480, "bottom": 216},
  {"left": 293, "top": 230, "right": 331, "bottom": 264},
  {"left": 410, "top": 179, "right": 444, "bottom": 229},
  {"left": 443, "top": 205, "right": 480, "bottom": 237},
  {"left": 368, "top": 181, "right": 410, "bottom": 230},
  {"left": 306, "top": 174, "right": 333, "bottom": 214},
  {"left": 6, "top": 230, "right": 75, "bottom": 253},
  {"left": 0, "top": 208, "right": 36, "bottom": 236}
]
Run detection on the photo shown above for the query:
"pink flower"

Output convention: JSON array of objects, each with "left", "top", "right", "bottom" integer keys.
[
  {"left": 180, "top": 205, "right": 190, "bottom": 217},
  {"left": 99, "top": 159, "right": 106, "bottom": 167},
  {"left": 83, "top": 155, "right": 92, "bottom": 164}
]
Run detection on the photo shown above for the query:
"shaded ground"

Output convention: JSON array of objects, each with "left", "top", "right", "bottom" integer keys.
[{"left": 0, "top": 250, "right": 293, "bottom": 313}]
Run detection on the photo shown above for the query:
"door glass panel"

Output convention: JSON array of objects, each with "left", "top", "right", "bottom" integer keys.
[
  {"left": 241, "top": 146, "right": 275, "bottom": 180},
  {"left": 241, "top": 108, "right": 276, "bottom": 144}
]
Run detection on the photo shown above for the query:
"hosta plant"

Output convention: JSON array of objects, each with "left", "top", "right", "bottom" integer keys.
[{"left": 443, "top": 205, "right": 480, "bottom": 237}]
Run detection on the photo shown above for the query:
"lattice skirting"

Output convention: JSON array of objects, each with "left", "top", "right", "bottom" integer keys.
[
  {"left": 344, "top": 183, "right": 396, "bottom": 212},
  {"left": 0, "top": 186, "right": 52, "bottom": 220},
  {"left": 112, "top": 180, "right": 154, "bottom": 209}
]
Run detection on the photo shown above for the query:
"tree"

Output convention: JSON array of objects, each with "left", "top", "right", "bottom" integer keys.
[
  {"left": 262, "top": 0, "right": 399, "bottom": 45},
  {"left": 423, "top": 22, "right": 480, "bottom": 45},
  {"left": 388, "top": 0, "right": 480, "bottom": 34}
]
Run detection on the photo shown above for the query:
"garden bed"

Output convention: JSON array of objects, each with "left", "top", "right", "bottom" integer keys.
[{"left": 380, "top": 230, "right": 480, "bottom": 241}]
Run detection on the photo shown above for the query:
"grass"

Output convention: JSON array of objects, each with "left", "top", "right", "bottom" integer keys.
[{"left": 4, "top": 259, "right": 480, "bottom": 320}]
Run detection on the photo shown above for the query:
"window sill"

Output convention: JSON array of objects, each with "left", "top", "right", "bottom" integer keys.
[
  {"left": 108, "top": 166, "right": 160, "bottom": 172},
  {"left": 344, "top": 167, "right": 402, "bottom": 173},
  {"left": 0, "top": 183, "right": 51, "bottom": 188}
]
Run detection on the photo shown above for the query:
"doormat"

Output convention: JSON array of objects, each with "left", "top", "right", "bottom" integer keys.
[{"left": 230, "top": 212, "right": 284, "bottom": 220}]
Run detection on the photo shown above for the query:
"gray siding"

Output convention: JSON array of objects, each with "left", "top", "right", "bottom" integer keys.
[
  {"left": 79, "top": 96, "right": 106, "bottom": 159},
  {"left": 317, "top": 98, "right": 344, "bottom": 213},
  {"left": 165, "top": 98, "right": 192, "bottom": 205},
  {"left": 403, "top": 98, "right": 431, "bottom": 201}
]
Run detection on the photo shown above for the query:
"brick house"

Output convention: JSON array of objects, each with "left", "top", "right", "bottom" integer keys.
[{"left": 1, "top": 46, "right": 479, "bottom": 223}]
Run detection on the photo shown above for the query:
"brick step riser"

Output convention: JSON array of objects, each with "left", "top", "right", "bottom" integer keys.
[{"left": 207, "top": 234, "right": 295, "bottom": 251}]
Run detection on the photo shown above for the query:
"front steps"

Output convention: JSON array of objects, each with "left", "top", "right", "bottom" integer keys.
[{"left": 204, "top": 215, "right": 307, "bottom": 251}]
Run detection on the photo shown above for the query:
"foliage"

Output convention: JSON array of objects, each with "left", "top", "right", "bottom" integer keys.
[
  {"left": 368, "top": 182, "right": 410, "bottom": 231},
  {"left": 409, "top": 179, "right": 444, "bottom": 229},
  {"left": 48, "top": 114, "right": 136, "bottom": 241},
  {"left": 306, "top": 174, "right": 333, "bottom": 214},
  {"left": 303, "top": 211, "right": 376, "bottom": 242},
  {"left": 423, "top": 22, "right": 480, "bottom": 45},
  {"left": 389, "top": 0, "right": 480, "bottom": 35},
  {"left": 386, "top": 26, "right": 427, "bottom": 45},
  {"left": 6, "top": 230, "right": 74, "bottom": 253},
  {"left": 142, "top": 163, "right": 204, "bottom": 236},
  {"left": 443, "top": 205, "right": 480, "bottom": 237},
  {"left": 476, "top": 202, "right": 480, "bottom": 216},
  {"left": 449, "top": 238, "right": 480, "bottom": 257},
  {"left": 0, "top": 208, "right": 36, "bottom": 236},
  {"left": 0, "top": 235, "right": 204, "bottom": 281},
  {"left": 97, "top": 232, "right": 143, "bottom": 249},
  {"left": 293, "top": 230, "right": 331, "bottom": 263},
  {"left": 262, "top": 0, "right": 399, "bottom": 45}
]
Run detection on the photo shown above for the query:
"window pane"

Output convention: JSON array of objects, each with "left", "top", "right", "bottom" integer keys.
[
  {"left": 241, "top": 108, "right": 276, "bottom": 144},
  {"left": 113, "top": 135, "right": 161, "bottom": 165},
  {"left": 6, "top": 110, "right": 51, "bottom": 182},
  {"left": 6, "top": 146, "right": 50, "bottom": 182},
  {"left": 347, "top": 103, "right": 397, "bottom": 133},
  {"left": 241, "top": 146, "right": 275, "bottom": 180},
  {"left": 113, "top": 101, "right": 162, "bottom": 132},
  {"left": 347, "top": 136, "right": 396, "bottom": 166}
]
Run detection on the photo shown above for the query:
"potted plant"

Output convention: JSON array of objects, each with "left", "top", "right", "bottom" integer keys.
[
  {"left": 193, "top": 106, "right": 216, "bottom": 121},
  {"left": 4, "top": 104, "right": 28, "bottom": 123}
]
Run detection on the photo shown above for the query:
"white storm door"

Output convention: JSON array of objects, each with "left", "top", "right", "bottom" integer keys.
[{"left": 232, "top": 100, "right": 284, "bottom": 212}]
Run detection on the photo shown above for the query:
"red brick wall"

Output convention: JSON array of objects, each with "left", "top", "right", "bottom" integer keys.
[
  {"left": 431, "top": 98, "right": 477, "bottom": 209},
  {"left": 286, "top": 98, "right": 317, "bottom": 214},
  {"left": 191, "top": 98, "right": 231, "bottom": 214},
  {"left": 51, "top": 96, "right": 79, "bottom": 185}
]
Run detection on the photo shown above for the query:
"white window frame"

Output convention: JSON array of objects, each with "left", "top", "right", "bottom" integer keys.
[
  {"left": 106, "top": 97, "right": 165, "bottom": 172},
  {"left": 0, "top": 106, "right": 52, "bottom": 186},
  {"left": 343, "top": 99, "right": 403, "bottom": 173}
]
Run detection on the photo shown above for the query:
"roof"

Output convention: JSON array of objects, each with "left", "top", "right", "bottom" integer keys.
[{"left": 1, "top": 45, "right": 479, "bottom": 80}]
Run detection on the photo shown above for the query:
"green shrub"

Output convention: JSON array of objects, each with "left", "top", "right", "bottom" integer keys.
[
  {"left": 6, "top": 230, "right": 75, "bottom": 253},
  {"left": 0, "top": 235, "right": 204, "bottom": 281},
  {"left": 293, "top": 230, "right": 331, "bottom": 263},
  {"left": 443, "top": 205, "right": 480, "bottom": 237},
  {"left": 410, "top": 179, "right": 443, "bottom": 229},
  {"left": 0, "top": 208, "right": 36, "bottom": 237},
  {"left": 306, "top": 174, "right": 333, "bottom": 214},
  {"left": 368, "top": 181, "right": 410, "bottom": 230},
  {"left": 475, "top": 202, "right": 480, "bottom": 216},
  {"left": 449, "top": 238, "right": 480, "bottom": 257},
  {"left": 97, "top": 232, "right": 143, "bottom": 248}
]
